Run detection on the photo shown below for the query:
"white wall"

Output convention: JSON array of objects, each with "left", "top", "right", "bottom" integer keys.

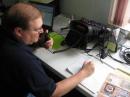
[
  {"left": 3, "top": 0, "right": 112, "bottom": 24},
  {"left": 60, "top": 0, "right": 112, "bottom": 24}
]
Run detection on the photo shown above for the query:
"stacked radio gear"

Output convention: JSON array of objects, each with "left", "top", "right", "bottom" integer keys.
[{"left": 63, "top": 18, "right": 117, "bottom": 59}]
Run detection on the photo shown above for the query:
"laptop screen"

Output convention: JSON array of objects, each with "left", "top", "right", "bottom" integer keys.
[{"left": 30, "top": 2, "right": 54, "bottom": 31}]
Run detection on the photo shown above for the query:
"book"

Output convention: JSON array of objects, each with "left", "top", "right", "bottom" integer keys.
[
  {"left": 97, "top": 73, "right": 130, "bottom": 97},
  {"left": 66, "top": 54, "right": 114, "bottom": 94}
]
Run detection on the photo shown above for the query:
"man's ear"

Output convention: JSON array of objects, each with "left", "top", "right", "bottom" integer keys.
[{"left": 14, "top": 27, "right": 23, "bottom": 38}]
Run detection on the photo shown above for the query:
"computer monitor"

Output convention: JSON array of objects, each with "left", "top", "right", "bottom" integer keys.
[{"left": 30, "top": 1, "right": 54, "bottom": 31}]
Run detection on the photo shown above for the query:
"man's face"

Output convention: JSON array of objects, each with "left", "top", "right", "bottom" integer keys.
[{"left": 20, "top": 17, "right": 44, "bottom": 45}]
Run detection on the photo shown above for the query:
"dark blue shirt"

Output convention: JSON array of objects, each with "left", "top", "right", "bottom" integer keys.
[{"left": 0, "top": 34, "right": 56, "bottom": 97}]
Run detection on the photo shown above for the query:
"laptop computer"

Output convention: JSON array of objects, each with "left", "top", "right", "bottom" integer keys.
[{"left": 30, "top": 1, "right": 54, "bottom": 31}]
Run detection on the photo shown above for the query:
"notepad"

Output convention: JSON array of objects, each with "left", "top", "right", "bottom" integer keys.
[{"left": 66, "top": 54, "right": 114, "bottom": 94}]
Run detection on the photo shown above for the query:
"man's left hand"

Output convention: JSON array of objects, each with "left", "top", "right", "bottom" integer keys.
[{"left": 44, "top": 38, "right": 53, "bottom": 49}]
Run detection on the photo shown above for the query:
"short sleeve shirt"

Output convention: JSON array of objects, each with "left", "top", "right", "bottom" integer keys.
[{"left": 0, "top": 36, "right": 56, "bottom": 97}]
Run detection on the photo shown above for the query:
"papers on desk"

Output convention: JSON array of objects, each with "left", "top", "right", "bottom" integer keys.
[
  {"left": 97, "top": 73, "right": 130, "bottom": 97},
  {"left": 66, "top": 54, "right": 114, "bottom": 94}
]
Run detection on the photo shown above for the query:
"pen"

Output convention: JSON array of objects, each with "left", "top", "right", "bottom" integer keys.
[{"left": 117, "top": 68, "right": 130, "bottom": 76}]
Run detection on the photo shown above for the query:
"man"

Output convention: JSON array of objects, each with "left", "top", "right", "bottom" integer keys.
[{"left": 0, "top": 3, "right": 94, "bottom": 97}]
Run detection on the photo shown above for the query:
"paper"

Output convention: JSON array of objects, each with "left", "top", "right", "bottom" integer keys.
[
  {"left": 97, "top": 73, "right": 130, "bottom": 97},
  {"left": 66, "top": 55, "right": 87, "bottom": 74},
  {"left": 66, "top": 54, "right": 114, "bottom": 94}
]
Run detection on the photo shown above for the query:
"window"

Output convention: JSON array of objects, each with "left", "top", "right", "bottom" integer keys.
[{"left": 109, "top": 0, "right": 130, "bottom": 30}]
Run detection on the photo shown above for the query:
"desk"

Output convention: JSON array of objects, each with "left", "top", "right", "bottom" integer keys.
[
  {"left": 34, "top": 15, "right": 130, "bottom": 97},
  {"left": 34, "top": 48, "right": 95, "bottom": 96},
  {"left": 34, "top": 47, "right": 117, "bottom": 97},
  {"left": 34, "top": 47, "right": 130, "bottom": 97}
]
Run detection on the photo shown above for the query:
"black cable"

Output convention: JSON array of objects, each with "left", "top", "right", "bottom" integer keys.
[
  {"left": 108, "top": 52, "right": 127, "bottom": 64},
  {"left": 108, "top": 46, "right": 130, "bottom": 65}
]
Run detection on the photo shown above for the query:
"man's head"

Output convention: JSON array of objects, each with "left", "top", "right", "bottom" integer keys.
[{"left": 2, "top": 3, "right": 44, "bottom": 44}]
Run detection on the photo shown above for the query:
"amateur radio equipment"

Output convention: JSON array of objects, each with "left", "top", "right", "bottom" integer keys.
[{"left": 63, "top": 19, "right": 117, "bottom": 58}]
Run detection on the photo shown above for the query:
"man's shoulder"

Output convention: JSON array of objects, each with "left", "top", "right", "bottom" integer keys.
[{"left": 1, "top": 39, "right": 35, "bottom": 61}]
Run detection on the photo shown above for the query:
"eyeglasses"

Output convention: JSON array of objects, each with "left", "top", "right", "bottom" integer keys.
[
  {"left": 32, "top": 26, "right": 43, "bottom": 33},
  {"left": 25, "top": 25, "right": 44, "bottom": 33}
]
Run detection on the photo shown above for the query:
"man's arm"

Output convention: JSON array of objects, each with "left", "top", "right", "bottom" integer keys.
[{"left": 51, "top": 61, "right": 94, "bottom": 97}]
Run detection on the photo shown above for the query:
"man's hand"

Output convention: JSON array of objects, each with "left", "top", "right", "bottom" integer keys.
[
  {"left": 44, "top": 38, "right": 53, "bottom": 49},
  {"left": 81, "top": 60, "right": 95, "bottom": 77}
]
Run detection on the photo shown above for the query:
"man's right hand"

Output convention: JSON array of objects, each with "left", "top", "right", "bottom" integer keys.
[
  {"left": 81, "top": 60, "right": 95, "bottom": 78},
  {"left": 52, "top": 60, "right": 95, "bottom": 97}
]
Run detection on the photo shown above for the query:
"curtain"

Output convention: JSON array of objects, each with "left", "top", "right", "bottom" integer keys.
[{"left": 113, "top": 0, "right": 128, "bottom": 26}]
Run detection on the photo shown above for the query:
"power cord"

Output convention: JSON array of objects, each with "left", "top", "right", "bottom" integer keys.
[
  {"left": 108, "top": 52, "right": 127, "bottom": 64},
  {"left": 108, "top": 46, "right": 130, "bottom": 65}
]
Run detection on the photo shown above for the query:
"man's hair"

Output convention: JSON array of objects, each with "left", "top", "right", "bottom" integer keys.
[{"left": 2, "top": 2, "right": 43, "bottom": 32}]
